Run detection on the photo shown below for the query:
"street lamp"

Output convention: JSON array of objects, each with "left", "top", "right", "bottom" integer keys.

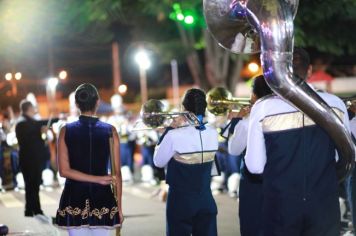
[
  {"left": 48, "top": 77, "right": 59, "bottom": 91},
  {"left": 4, "top": 72, "right": 21, "bottom": 96},
  {"left": 118, "top": 84, "right": 128, "bottom": 95},
  {"left": 47, "top": 77, "right": 59, "bottom": 115},
  {"left": 14, "top": 72, "right": 22, "bottom": 80},
  {"left": 135, "top": 49, "right": 151, "bottom": 104},
  {"left": 5, "top": 73, "right": 12, "bottom": 81},
  {"left": 58, "top": 70, "right": 67, "bottom": 80}
]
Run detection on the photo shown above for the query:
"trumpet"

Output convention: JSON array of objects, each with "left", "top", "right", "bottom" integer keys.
[
  {"left": 133, "top": 99, "right": 200, "bottom": 130},
  {"left": 206, "top": 87, "right": 250, "bottom": 116}
]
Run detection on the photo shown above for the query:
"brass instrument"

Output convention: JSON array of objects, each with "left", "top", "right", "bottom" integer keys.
[
  {"left": 207, "top": 87, "right": 250, "bottom": 115},
  {"left": 133, "top": 99, "right": 200, "bottom": 130},
  {"left": 203, "top": 0, "right": 354, "bottom": 181},
  {"left": 109, "top": 135, "right": 121, "bottom": 236}
]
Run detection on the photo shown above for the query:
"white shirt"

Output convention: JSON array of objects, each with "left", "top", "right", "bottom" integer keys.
[
  {"left": 245, "top": 92, "right": 350, "bottom": 174},
  {"left": 228, "top": 117, "right": 249, "bottom": 156},
  {"left": 153, "top": 125, "right": 219, "bottom": 168}
]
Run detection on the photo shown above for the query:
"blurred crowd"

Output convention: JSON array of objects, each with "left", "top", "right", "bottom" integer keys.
[{"left": 0, "top": 92, "right": 241, "bottom": 199}]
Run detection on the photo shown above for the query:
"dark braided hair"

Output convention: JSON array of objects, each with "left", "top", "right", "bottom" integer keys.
[
  {"left": 74, "top": 83, "right": 99, "bottom": 112},
  {"left": 182, "top": 88, "right": 207, "bottom": 116}
]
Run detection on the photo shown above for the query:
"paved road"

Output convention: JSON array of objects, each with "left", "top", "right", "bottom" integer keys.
[{"left": 0, "top": 184, "right": 240, "bottom": 236}]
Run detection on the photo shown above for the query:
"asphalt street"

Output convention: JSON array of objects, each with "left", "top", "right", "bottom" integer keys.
[{"left": 0, "top": 184, "right": 240, "bottom": 236}]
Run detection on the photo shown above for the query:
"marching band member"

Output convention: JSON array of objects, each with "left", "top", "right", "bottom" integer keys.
[
  {"left": 56, "top": 84, "right": 123, "bottom": 235},
  {"left": 244, "top": 48, "right": 351, "bottom": 235},
  {"left": 108, "top": 94, "right": 135, "bottom": 184},
  {"left": 211, "top": 116, "right": 231, "bottom": 194},
  {"left": 346, "top": 101, "right": 356, "bottom": 235},
  {"left": 228, "top": 74, "right": 272, "bottom": 236},
  {"left": 137, "top": 129, "right": 159, "bottom": 184},
  {"left": 154, "top": 88, "right": 219, "bottom": 236},
  {"left": 15, "top": 100, "right": 59, "bottom": 218}
]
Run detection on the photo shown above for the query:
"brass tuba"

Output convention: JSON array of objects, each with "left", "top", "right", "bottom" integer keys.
[
  {"left": 206, "top": 87, "right": 250, "bottom": 115},
  {"left": 203, "top": 0, "right": 355, "bottom": 180}
]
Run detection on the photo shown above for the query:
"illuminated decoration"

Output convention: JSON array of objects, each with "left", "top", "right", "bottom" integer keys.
[
  {"left": 247, "top": 62, "right": 259, "bottom": 73},
  {"left": 184, "top": 15, "right": 194, "bottom": 25},
  {"left": 169, "top": 3, "right": 197, "bottom": 26}
]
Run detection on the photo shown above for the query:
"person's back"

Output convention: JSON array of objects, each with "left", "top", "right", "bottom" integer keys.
[
  {"left": 246, "top": 91, "right": 347, "bottom": 235},
  {"left": 162, "top": 125, "right": 218, "bottom": 193},
  {"left": 56, "top": 84, "right": 123, "bottom": 236},
  {"left": 65, "top": 116, "right": 111, "bottom": 177},
  {"left": 258, "top": 93, "right": 344, "bottom": 198},
  {"left": 154, "top": 88, "right": 219, "bottom": 236},
  {"left": 16, "top": 115, "right": 46, "bottom": 162}
]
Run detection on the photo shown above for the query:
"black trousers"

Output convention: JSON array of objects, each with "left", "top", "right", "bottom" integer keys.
[
  {"left": 263, "top": 193, "right": 340, "bottom": 236},
  {"left": 20, "top": 159, "right": 43, "bottom": 216},
  {"left": 239, "top": 177, "right": 263, "bottom": 236}
]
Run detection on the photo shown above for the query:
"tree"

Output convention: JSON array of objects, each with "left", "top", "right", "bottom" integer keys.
[{"left": 1, "top": 0, "right": 356, "bottom": 92}]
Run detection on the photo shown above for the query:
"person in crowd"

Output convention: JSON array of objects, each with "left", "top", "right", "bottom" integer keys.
[
  {"left": 56, "top": 83, "right": 123, "bottom": 236},
  {"left": 212, "top": 116, "right": 241, "bottom": 197},
  {"left": 307, "top": 58, "right": 334, "bottom": 92},
  {"left": 137, "top": 129, "right": 159, "bottom": 184},
  {"left": 108, "top": 95, "right": 136, "bottom": 184},
  {"left": 227, "top": 74, "right": 272, "bottom": 236},
  {"left": 346, "top": 100, "right": 356, "bottom": 235},
  {"left": 15, "top": 100, "right": 56, "bottom": 218},
  {"left": 154, "top": 88, "right": 219, "bottom": 236},
  {"left": 1, "top": 108, "right": 19, "bottom": 189},
  {"left": 0, "top": 123, "right": 5, "bottom": 190},
  {"left": 244, "top": 47, "right": 350, "bottom": 235}
]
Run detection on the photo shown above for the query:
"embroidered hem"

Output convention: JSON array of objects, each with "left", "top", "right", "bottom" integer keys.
[
  {"left": 57, "top": 199, "right": 119, "bottom": 220},
  {"left": 55, "top": 223, "right": 121, "bottom": 230}
]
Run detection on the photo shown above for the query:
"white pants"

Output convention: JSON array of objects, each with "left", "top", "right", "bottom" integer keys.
[{"left": 68, "top": 228, "right": 110, "bottom": 236}]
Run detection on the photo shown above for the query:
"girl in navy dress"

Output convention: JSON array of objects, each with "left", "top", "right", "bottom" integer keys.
[{"left": 56, "top": 84, "right": 123, "bottom": 236}]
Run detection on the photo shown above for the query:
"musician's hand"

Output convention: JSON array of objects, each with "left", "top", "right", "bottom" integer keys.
[
  {"left": 227, "top": 112, "right": 239, "bottom": 120},
  {"left": 96, "top": 175, "right": 113, "bottom": 185},
  {"left": 228, "top": 106, "right": 251, "bottom": 119},
  {"left": 238, "top": 106, "right": 251, "bottom": 117},
  {"left": 170, "top": 116, "right": 185, "bottom": 128}
]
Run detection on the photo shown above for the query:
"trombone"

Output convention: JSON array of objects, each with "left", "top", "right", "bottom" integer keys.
[
  {"left": 133, "top": 99, "right": 200, "bottom": 131},
  {"left": 206, "top": 87, "right": 251, "bottom": 116}
]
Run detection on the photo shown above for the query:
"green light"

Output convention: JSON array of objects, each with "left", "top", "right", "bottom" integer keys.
[
  {"left": 173, "top": 3, "right": 181, "bottom": 11},
  {"left": 177, "top": 13, "right": 185, "bottom": 21},
  {"left": 169, "top": 12, "right": 176, "bottom": 20},
  {"left": 184, "top": 15, "right": 194, "bottom": 24}
]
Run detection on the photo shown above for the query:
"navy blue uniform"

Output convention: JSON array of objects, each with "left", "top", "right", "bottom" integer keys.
[
  {"left": 228, "top": 117, "right": 263, "bottom": 236},
  {"left": 245, "top": 93, "right": 349, "bottom": 236},
  {"left": 154, "top": 125, "right": 219, "bottom": 236}
]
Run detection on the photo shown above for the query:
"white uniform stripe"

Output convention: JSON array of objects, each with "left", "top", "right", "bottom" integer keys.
[{"left": 262, "top": 108, "right": 344, "bottom": 132}]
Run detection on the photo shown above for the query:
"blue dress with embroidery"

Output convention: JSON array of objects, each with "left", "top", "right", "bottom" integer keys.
[{"left": 56, "top": 115, "right": 120, "bottom": 228}]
